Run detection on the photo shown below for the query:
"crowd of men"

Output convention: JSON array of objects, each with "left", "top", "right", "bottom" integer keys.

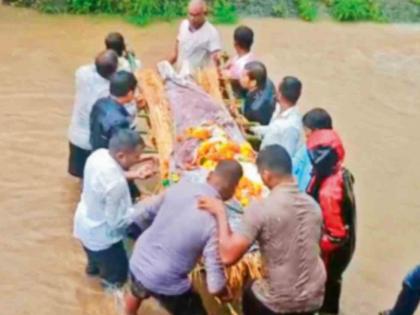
[{"left": 67, "top": 1, "right": 419, "bottom": 315}]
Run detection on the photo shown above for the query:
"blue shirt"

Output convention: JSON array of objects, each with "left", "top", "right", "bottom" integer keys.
[
  {"left": 293, "top": 146, "right": 313, "bottom": 192},
  {"left": 130, "top": 179, "right": 226, "bottom": 296},
  {"left": 243, "top": 79, "right": 276, "bottom": 126},
  {"left": 90, "top": 97, "right": 131, "bottom": 150}
]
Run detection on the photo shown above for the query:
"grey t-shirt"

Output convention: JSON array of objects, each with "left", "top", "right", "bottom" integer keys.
[
  {"left": 130, "top": 179, "right": 226, "bottom": 296},
  {"left": 239, "top": 183, "right": 326, "bottom": 313}
]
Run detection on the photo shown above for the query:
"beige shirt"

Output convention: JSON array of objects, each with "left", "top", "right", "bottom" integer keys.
[
  {"left": 239, "top": 183, "right": 326, "bottom": 313},
  {"left": 177, "top": 19, "right": 221, "bottom": 71}
]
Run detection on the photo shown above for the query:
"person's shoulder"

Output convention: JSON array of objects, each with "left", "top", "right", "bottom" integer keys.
[
  {"left": 76, "top": 64, "right": 94, "bottom": 78},
  {"left": 86, "top": 148, "right": 107, "bottom": 166},
  {"left": 244, "top": 198, "right": 267, "bottom": 216},
  {"left": 178, "top": 19, "right": 189, "bottom": 32},
  {"left": 92, "top": 96, "right": 110, "bottom": 109},
  {"left": 205, "top": 21, "right": 219, "bottom": 33}
]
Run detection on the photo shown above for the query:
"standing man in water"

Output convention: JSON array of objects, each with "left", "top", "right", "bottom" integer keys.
[
  {"left": 306, "top": 129, "right": 356, "bottom": 315},
  {"left": 250, "top": 76, "right": 303, "bottom": 155},
  {"left": 168, "top": 0, "right": 222, "bottom": 72},
  {"left": 73, "top": 129, "right": 148, "bottom": 289},
  {"left": 90, "top": 70, "right": 144, "bottom": 201},
  {"left": 124, "top": 160, "right": 243, "bottom": 315},
  {"left": 199, "top": 145, "right": 326, "bottom": 315},
  {"left": 105, "top": 32, "right": 143, "bottom": 128},
  {"left": 67, "top": 50, "right": 118, "bottom": 179}
]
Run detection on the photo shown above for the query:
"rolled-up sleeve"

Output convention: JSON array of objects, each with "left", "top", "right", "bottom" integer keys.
[{"left": 202, "top": 227, "right": 226, "bottom": 294}]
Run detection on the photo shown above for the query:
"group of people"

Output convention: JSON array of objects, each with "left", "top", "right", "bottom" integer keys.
[{"left": 66, "top": 1, "right": 419, "bottom": 315}]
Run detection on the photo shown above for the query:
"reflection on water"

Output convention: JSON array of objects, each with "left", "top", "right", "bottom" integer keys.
[{"left": 1, "top": 5, "right": 420, "bottom": 315}]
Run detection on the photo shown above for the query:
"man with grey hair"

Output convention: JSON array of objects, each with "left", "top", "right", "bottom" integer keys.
[
  {"left": 73, "top": 129, "right": 151, "bottom": 288},
  {"left": 168, "top": 0, "right": 222, "bottom": 72}
]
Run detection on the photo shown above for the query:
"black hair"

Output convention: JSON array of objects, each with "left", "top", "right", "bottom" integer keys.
[
  {"left": 95, "top": 50, "right": 118, "bottom": 80},
  {"left": 302, "top": 108, "right": 333, "bottom": 131},
  {"left": 109, "top": 129, "right": 144, "bottom": 154},
  {"left": 279, "top": 76, "right": 302, "bottom": 104},
  {"left": 109, "top": 71, "right": 138, "bottom": 98},
  {"left": 234, "top": 26, "right": 254, "bottom": 51},
  {"left": 105, "top": 32, "right": 126, "bottom": 57},
  {"left": 214, "top": 159, "right": 243, "bottom": 185},
  {"left": 244, "top": 61, "right": 267, "bottom": 89},
  {"left": 256, "top": 145, "right": 292, "bottom": 176}
]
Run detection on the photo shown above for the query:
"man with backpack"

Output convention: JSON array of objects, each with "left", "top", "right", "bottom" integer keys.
[{"left": 306, "top": 129, "right": 357, "bottom": 315}]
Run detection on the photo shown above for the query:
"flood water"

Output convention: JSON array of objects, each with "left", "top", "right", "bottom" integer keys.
[{"left": 1, "top": 5, "right": 420, "bottom": 315}]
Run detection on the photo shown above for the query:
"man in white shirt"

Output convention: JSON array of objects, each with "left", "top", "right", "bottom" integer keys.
[
  {"left": 169, "top": 0, "right": 222, "bottom": 72},
  {"left": 67, "top": 50, "right": 118, "bottom": 179},
  {"left": 251, "top": 76, "right": 303, "bottom": 157},
  {"left": 73, "top": 129, "right": 149, "bottom": 288}
]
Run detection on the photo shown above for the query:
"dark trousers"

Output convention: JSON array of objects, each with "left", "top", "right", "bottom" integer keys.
[
  {"left": 242, "top": 284, "right": 315, "bottom": 315},
  {"left": 68, "top": 142, "right": 91, "bottom": 178},
  {"left": 83, "top": 241, "right": 128, "bottom": 287},
  {"left": 130, "top": 273, "right": 207, "bottom": 315},
  {"left": 320, "top": 243, "right": 354, "bottom": 314},
  {"left": 127, "top": 179, "right": 141, "bottom": 202},
  {"left": 390, "top": 265, "right": 420, "bottom": 315},
  {"left": 156, "top": 290, "right": 207, "bottom": 315}
]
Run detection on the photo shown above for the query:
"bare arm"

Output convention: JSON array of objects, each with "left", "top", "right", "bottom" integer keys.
[
  {"left": 168, "top": 40, "right": 179, "bottom": 65},
  {"left": 198, "top": 197, "right": 252, "bottom": 266},
  {"left": 211, "top": 50, "right": 222, "bottom": 68}
]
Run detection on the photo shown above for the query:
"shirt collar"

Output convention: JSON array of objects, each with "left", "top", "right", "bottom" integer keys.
[
  {"left": 280, "top": 105, "right": 299, "bottom": 118},
  {"left": 271, "top": 181, "right": 299, "bottom": 194},
  {"left": 188, "top": 20, "right": 208, "bottom": 33}
]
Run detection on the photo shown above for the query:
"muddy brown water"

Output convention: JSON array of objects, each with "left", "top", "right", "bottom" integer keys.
[{"left": 1, "top": 5, "right": 420, "bottom": 315}]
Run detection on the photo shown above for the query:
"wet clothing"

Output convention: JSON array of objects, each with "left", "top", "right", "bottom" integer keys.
[
  {"left": 238, "top": 183, "right": 326, "bottom": 314},
  {"left": 243, "top": 79, "right": 276, "bottom": 126},
  {"left": 383, "top": 265, "right": 420, "bottom": 315},
  {"left": 130, "top": 179, "right": 226, "bottom": 296},
  {"left": 130, "top": 273, "right": 207, "bottom": 315},
  {"left": 306, "top": 129, "right": 357, "bottom": 314},
  {"left": 68, "top": 142, "right": 91, "bottom": 178},
  {"left": 83, "top": 241, "right": 128, "bottom": 287},
  {"left": 251, "top": 105, "right": 303, "bottom": 155},
  {"left": 89, "top": 96, "right": 131, "bottom": 150},
  {"left": 242, "top": 284, "right": 315, "bottom": 315}
]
